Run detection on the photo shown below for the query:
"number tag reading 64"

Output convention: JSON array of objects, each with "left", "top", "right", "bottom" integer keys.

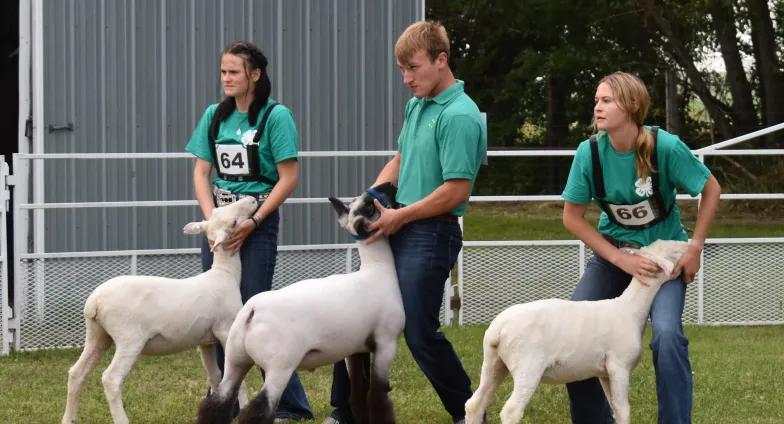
[
  {"left": 215, "top": 144, "right": 250, "bottom": 175},
  {"left": 608, "top": 199, "right": 656, "bottom": 226}
]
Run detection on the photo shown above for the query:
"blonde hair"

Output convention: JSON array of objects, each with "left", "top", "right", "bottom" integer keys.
[
  {"left": 395, "top": 21, "right": 450, "bottom": 63},
  {"left": 594, "top": 72, "right": 655, "bottom": 179}
]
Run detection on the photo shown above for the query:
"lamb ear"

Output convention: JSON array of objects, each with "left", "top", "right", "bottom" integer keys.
[
  {"left": 647, "top": 252, "right": 675, "bottom": 277},
  {"left": 183, "top": 221, "right": 207, "bottom": 234},
  {"left": 328, "top": 197, "right": 349, "bottom": 228},
  {"left": 210, "top": 229, "right": 230, "bottom": 252}
]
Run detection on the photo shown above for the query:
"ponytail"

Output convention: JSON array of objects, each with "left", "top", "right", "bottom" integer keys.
[{"left": 634, "top": 127, "right": 656, "bottom": 179}]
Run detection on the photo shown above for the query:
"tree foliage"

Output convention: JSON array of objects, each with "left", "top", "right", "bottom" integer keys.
[{"left": 426, "top": 0, "right": 784, "bottom": 195}]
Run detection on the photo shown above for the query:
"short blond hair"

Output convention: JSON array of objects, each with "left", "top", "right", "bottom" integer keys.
[{"left": 395, "top": 21, "right": 450, "bottom": 63}]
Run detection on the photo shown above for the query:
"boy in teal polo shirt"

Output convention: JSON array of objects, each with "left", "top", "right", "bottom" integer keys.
[{"left": 324, "top": 21, "right": 487, "bottom": 424}]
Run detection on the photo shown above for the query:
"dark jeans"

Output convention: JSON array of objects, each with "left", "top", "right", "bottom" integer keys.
[
  {"left": 201, "top": 208, "right": 314, "bottom": 420},
  {"left": 328, "top": 219, "right": 473, "bottom": 423},
  {"left": 566, "top": 253, "right": 693, "bottom": 424}
]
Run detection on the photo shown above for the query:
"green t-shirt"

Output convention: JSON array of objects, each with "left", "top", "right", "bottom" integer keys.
[
  {"left": 396, "top": 80, "right": 487, "bottom": 216},
  {"left": 185, "top": 99, "right": 299, "bottom": 194},
  {"left": 561, "top": 127, "right": 711, "bottom": 247}
]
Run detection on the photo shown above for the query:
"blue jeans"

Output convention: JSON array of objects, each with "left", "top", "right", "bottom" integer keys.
[
  {"left": 329, "top": 219, "right": 474, "bottom": 423},
  {"left": 566, "top": 253, "right": 693, "bottom": 424},
  {"left": 200, "top": 208, "right": 314, "bottom": 420}
]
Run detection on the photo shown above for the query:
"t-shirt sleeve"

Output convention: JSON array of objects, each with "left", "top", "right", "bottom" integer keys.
[
  {"left": 268, "top": 106, "right": 299, "bottom": 163},
  {"left": 397, "top": 98, "right": 415, "bottom": 153},
  {"left": 561, "top": 141, "right": 593, "bottom": 204},
  {"left": 666, "top": 135, "right": 711, "bottom": 197},
  {"left": 438, "top": 114, "right": 483, "bottom": 180},
  {"left": 185, "top": 105, "right": 217, "bottom": 162}
]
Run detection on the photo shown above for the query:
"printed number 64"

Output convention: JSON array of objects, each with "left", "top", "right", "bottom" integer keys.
[
  {"left": 618, "top": 206, "right": 648, "bottom": 220},
  {"left": 220, "top": 152, "right": 244, "bottom": 169}
]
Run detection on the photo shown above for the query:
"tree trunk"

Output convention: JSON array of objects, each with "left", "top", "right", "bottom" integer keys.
[
  {"left": 748, "top": 0, "right": 784, "bottom": 147},
  {"left": 665, "top": 70, "right": 681, "bottom": 135},
  {"left": 710, "top": 0, "right": 758, "bottom": 136},
  {"left": 546, "top": 75, "right": 568, "bottom": 193},
  {"left": 638, "top": 0, "right": 736, "bottom": 140}
]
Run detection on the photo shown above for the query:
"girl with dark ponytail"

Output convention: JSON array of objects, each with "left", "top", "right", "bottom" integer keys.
[{"left": 185, "top": 41, "right": 314, "bottom": 422}]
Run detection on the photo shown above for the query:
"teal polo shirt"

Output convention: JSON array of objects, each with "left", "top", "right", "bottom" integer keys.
[
  {"left": 396, "top": 80, "right": 487, "bottom": 216},
  {"left": 185, "top": 98, "right": 299, "bottom": 194}
]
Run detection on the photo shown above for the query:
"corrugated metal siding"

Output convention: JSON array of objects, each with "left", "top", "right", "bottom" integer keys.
[{"left": 41, "top": 0, "right": 424, "bottom": 252}]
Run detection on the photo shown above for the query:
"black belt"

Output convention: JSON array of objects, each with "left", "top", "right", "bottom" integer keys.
[
  {"left": 397, "top": 203, "right": 458, "bottom": 224},
  {"left": 602, "top": 234, "right": 641, "bottom": 250}
]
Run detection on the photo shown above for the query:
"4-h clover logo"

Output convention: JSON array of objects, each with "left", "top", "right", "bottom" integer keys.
[
  {"left": 635, "top": 176, "right": 653, "bottom": 197},
  {"left": 428, "top": 117, "right": 436, "bottom": 131},
  {"left": 241, "top": 129, "right": 258, "bottom": 148}
]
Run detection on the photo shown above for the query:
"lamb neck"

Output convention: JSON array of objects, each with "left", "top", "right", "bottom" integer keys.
[
  {"left": 617, "top": 277, "right": 667, "bottom": 330},
  {"left": 209, "top": 247, "right": 242, "bottom": 283},
  {"left": 355, "top": 238, "right": 396, "bottom": 271}
]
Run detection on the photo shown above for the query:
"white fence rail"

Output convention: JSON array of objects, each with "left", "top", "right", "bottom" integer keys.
[{"left": 5, "top": 123, "right": 784, "bottom": 352}]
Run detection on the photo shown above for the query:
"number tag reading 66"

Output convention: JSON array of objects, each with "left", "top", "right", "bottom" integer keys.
[
  {"left": 608, "top": 199, "right": 656, "bottom": 226},
  {"left": 215, "top": 144, "right": 249, "bottom": 175}
]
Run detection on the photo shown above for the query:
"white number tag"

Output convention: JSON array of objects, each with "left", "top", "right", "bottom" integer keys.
[
  {"left": 608, "top": 199, "right": 656, "bottom": 226},
  {"left": 215, "top": 144, "right": 249, "bottom": 175}
]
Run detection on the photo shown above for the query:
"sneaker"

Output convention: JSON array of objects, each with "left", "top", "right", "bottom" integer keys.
[
  {"left": 274, "top": 419, "right": 292, "bottom": 424},
  {"left": 321, "top": 418, "right": 342, "bottom": 424}
]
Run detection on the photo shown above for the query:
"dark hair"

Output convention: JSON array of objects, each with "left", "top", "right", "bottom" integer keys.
[{"left": 214, "top": 41, "right": 272, "bottom": 126}]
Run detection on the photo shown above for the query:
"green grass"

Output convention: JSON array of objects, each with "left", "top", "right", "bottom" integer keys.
[
  {"left": 3, "top": 202, "right": 783, "bottom": 423},
  {"left": 1, "top": 325, "right": 782, "bottom": 423},
  {"left": 461, "top": 201, "right": 784, "bottom": 241}
]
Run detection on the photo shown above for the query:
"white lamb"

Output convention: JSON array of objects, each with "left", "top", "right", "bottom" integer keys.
[
  {"left": 61, "top": 196, "right": 259, "bottom": 424},
  {"left": 196, "top": 182, "right": 405, "bottom": 424},
  {"left": 464, "top": 239, "right": 690, "bottom": 424}
]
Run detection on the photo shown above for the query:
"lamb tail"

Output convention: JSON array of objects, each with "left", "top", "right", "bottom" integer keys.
[
  {"left": 484, "top": 319, "right": 502, "bottom": 349},
  {"left": 83, "top": 294, "right": 99, "bottom": 321}
]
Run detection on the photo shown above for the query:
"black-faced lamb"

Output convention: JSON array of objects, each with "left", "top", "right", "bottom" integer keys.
[{"left": 195, "top": 182, "right": 405, "bottom": 424}]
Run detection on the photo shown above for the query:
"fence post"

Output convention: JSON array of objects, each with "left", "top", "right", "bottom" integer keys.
[
  {"left": 1, "top": 162, "right": 8, "bottom": 355},
  {"left": 345, "top": 247, "right": 352, "bottom": 274},
  {"left": 697, "top": 154, "right": 705, "bottom": 324},
  {"left": 456, "top": 216, "right": 465, "bottom": 326}
]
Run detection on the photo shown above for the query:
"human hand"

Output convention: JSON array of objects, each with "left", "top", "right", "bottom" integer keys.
[
  {"left": 364, "top": 200, "right": 406, "bottom": 244},
  {"left": 670, "top": 242, "right": 702, "bottom": 284},
  {"left": 223, "top": 219, "right": 256, "bottom": 255},
  {"left": 616, "top": 252, "right": 661, "bottom": 287}
]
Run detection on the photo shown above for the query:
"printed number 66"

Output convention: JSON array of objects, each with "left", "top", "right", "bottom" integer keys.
[{"left": 618, "top": 206, "right": 648, "bottom": 220}]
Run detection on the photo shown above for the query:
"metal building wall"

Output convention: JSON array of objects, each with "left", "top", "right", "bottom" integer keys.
[{"left": 39, "top": 0, "right": 424, "bottom": 252}]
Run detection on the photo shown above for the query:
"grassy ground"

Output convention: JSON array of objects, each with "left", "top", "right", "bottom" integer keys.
[
  {"left": 3, "top": 202, "right": 783, "bottom": 423},
  {"left": 461, "top": 200, "right": 784, "bottom": 241},
  {"left": 1, "top": 325, "right": 782, "bottom": 423}
]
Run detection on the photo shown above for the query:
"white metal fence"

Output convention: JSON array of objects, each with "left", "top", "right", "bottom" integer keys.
[{"left": 5, "top": 122, "right": 784, "bottom": 353}]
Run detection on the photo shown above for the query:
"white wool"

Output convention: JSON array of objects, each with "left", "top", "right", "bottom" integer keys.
[
  {"left": 62, "top": 196, "right": 259, "bottom": 424},
  {"left": 197, "top": 187, "right": 405, "bottom": 424},
  {"left": 464, "top": 239, "right": 690, "bottom": 424}
]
